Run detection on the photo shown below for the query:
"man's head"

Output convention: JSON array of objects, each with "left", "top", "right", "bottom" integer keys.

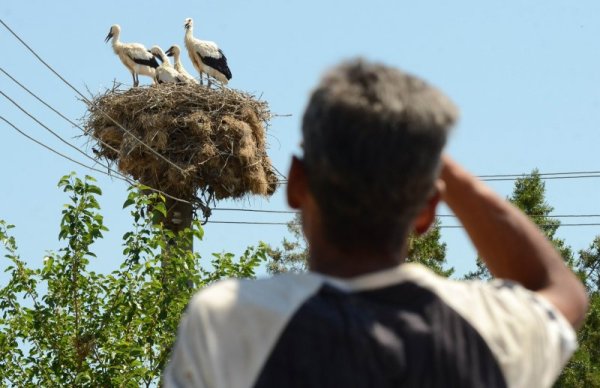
[{"left": 289, "top": 59, "right": 458, "bottom": 256}]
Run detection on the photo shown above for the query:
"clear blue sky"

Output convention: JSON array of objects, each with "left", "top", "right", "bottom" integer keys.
[{"left": 1, "top": 0, "right": 599, "bottom": 279}]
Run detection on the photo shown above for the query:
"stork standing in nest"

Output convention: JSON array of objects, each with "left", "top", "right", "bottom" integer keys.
[
  {"left": 183, "top": 18, "right": 232, "bottom": 87},
  {"left": 105, "top": 24, "right": 159, "bottom": 87},
  {"left": 166, "top": 45, "right": 199, "bottom": 85},
  {"left": 150, "top": 46, "right": 186, "bottom": 84}
]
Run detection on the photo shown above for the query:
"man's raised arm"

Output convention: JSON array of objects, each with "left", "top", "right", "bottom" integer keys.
[{"left": 440, "top": 155, "right": 588, "bottom": 328}]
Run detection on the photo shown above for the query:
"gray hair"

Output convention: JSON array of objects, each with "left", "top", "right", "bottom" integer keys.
[{"left": 302, "top": 58, "right": 458, "bottom": 253}]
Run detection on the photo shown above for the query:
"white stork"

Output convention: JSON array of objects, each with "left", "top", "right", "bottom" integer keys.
[
  {"left": 183, "top": 18, "right": 232, "bottom": 87},
  {"left": 104, "top": 24, "right": 159, "bottom": 87},
  {"left": 165, "top": 45, "right": 199, "bottom": 85},
  {"left": 149, "top": 46, "right": 186, "bottom": 84}
]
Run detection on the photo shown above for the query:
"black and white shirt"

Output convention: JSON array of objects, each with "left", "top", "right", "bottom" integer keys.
[{"left": 163, "top": 263, "right": 576, "bottom": 388}]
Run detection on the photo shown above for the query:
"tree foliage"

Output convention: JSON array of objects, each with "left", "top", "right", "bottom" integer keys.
[
  {"left": 266, "top": 214, "right": 453, "bottom": 277},
  {"left": 509, "top": 170, "right": 573, "bottom": 262},
  {"left": 556, "top": 237, "right": 600, "bottom": 387},
  {"left": 0, "top": 174, "right": 266, "bottom": 386},
  {"left": 464, "top": 170, "right": 572, "bottom": 281},
  {"left": 266, "top": 214, "right": 308, "bottom": 275},
  {"left": 406, "top": 219, "right": 454, "bottom": 277}
]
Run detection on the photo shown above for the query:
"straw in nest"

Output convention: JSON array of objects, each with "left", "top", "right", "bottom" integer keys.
[{"left": 84, "top": 83, "right": 278, "bottom": 202}]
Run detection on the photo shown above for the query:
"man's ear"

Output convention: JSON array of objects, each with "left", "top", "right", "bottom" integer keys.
[
  {"left": 413, "top": 180, "right": 443, "bottom": 235},
  {"left": 287, "top": 156, "right": 308, "bottom": 209}
]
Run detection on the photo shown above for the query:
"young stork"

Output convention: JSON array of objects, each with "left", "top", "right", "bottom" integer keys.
[
  {"left": 105, "top": 24, "right": 159, "bottom": 87},
  {"left": 149, "top": 46, "right": 186, "bottom": 84},
  {"left": 165, "top": 45, "right": 199, "bottom": 85},
  {"left": 183, "top": 18, "right": 232, "bottom": 87}
]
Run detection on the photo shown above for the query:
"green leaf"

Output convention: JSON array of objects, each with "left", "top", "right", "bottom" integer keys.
[
  {"left": 193, "top": 226, "right": 204, "bottom": 240},
  {"left": 153, "top": 202, "right": 167, "bottom": 218},
  {"left": 123, "top": 197, "right": 136, "bottom": 209}
]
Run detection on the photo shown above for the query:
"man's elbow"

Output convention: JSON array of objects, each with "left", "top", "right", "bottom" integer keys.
[{"left": 570, "top": 279, "right": 589, "bottom": 330}]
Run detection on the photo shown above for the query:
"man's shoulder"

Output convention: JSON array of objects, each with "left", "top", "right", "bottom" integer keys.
[
  {"left": 189, "top": 272, "right": 326, "bottom": 320},
  {"left": 189, "top": 264, "right": 444, "bottom": 314},
  {"left": 169, "top": 273, "right": 330, "bottom": 387},
  {"left": 399, "top": 264, "right": 578, "bottom": 388}
]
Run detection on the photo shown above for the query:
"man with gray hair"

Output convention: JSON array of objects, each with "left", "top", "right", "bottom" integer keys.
[{"left": 163, "top": 59, "right": 587, "bottom": 387}]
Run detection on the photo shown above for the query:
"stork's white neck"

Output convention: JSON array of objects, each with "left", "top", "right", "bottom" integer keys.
[
  {"left": 158, "top": 51, "right": 169, "bottom": 64},
  {"left": 111, "top": 30, "right": 121, "bottom": 48}
]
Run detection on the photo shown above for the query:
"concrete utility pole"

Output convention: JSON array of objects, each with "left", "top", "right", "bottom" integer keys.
[
  {"left": 165, "top": 197, "right": 194, "bottom": 251},
  {"left": 165, "top": 198, "right": 194, "bottom": 233}
]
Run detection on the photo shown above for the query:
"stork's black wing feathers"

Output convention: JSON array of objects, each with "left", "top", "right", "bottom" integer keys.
[
  {"left": 199, "top": 49, "right": 232, "bottom": 80},
  {"left": 132, "top": 55, "right": 160, "bottom": 69}
]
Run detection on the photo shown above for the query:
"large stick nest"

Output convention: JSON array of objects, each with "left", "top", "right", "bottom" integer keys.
[{"left": 84, "top": 83, "right": 278, "bottom": 203}]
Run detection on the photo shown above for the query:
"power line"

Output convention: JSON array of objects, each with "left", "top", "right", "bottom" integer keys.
[
  {"left": 0, "top": 66, "right": 120, "bottom": 155},
  {"left": 0, "top": 115, "right": 119, "bottom": 178},
  {"left": 508, "top": 214, "right": 600, "bottom": 218},
  {"left": 274, "top": 172, "right": 600, "bottom": 185},
  {"left": 207, "top": 221, "right": 289, "bottom": 225},
  {"left": 214, "top": 207, "right": 296, "bottom": 214},
  {"left": 482, "top": 174, "right": 600, "bottom": 182},
  {"left": 204, "top": 220, "right": 600, "bottom": 228},
  {"left": 478, "top": 170, "right": 600, "bottom": 178},
  {"left": 0, "top": 18, "right": 186, "bottom": 175},
  {"left": 0, "top": 111, "right": 194, "bottom": 206},
  {"left": 0, "top": 89, "right": 124, "bottom": 175},
  {"left": 212, "top": 207, "right": 600, "bottom": 219},
  {"left": 438, "top": 223, "right": 600, "bottom": 229}
]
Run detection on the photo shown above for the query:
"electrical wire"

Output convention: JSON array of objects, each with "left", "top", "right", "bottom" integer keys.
[
  {"left": 0, "top": 115, "right": 118, "bottom": 178},
  {"left": 482, "top": 174, "right": 600, "bottom": 182},
  {"left": 437, "top": 223, "right": 600, "bottom": 229},
  {"left": 203, "top": 220, "right": 600, "bottom": 228},
  {"left": 0, "top": 112, "right": 194, "bottom": 206},
  {"left": 273, "top": 172, "right": 600, "bottom": 185},
  {"left": 214, "top": 208, "right": 296, "bottom": 214},
  {"left": 0, "top": 89, "right": 126, "bottom": 176},
  {"left": 211, "top": 207, "right": 600, "bottom": 219},
  {"left": 478, "top": 170, "right": 600, "bottom": 178},
  {"left": 0, "top": 66, "right": 120, "bottom": 155},
  {"left": 0, "top": 18, "right": 186, "bottom": 175}
]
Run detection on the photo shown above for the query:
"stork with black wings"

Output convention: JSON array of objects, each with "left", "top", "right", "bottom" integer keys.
[
  {"left": 104, "top": 24, "right": 159, "bottom": 87},
  {"left": 183, "top": 18, "right": 232, "bottom": 87}
]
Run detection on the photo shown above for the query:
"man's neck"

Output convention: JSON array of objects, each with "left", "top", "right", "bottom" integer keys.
[{"left": 308, "top": 243, "right": 407, "bottom": 278}]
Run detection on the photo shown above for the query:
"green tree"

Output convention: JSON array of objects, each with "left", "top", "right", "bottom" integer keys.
[
  {"left": 0, "top": 174, "right": 266, "bottom": 386},
  {"left": 406, "top": 219, "right": 454, "bottom": 277},
  {"left": 267, "top": 214, "right": 453, "bottom": 277},
  {"left": 555, "top": 237, "right": 600, "bottom": 387},
  {"left": 464, "top": 170, "right": 572, "bottom": 280},
  {"left": 266, "top": 214, "right": 308, "bottom": 275},
  {"left": 509, "top": 170, "right": 573, "bottom": 262}
]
